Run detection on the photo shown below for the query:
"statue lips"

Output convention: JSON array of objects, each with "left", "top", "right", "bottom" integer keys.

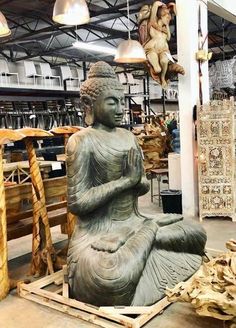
[{"left": 114, "top": 115, "right": 123, "bottom": 124}]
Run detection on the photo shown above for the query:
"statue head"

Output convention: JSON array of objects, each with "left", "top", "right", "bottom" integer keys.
[
  {"left": 80, "top": 61, "right": 125, "bottom": 128},
  {"left": 158, "top": 5, "right": 171, "bottom": 25}
]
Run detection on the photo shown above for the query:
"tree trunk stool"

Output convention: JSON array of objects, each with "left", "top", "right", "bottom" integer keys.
[{"left": 18, "top": 128, "right": 57, "bottom": 276}]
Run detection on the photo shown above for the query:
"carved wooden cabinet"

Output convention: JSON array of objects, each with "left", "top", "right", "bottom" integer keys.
[{"left": 197, "top": 99, "right": 236, "bottom": 221}]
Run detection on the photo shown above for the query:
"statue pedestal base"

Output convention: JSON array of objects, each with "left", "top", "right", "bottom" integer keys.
[{"left": 18, "top": 266, "right": 171, "bottom": 328}]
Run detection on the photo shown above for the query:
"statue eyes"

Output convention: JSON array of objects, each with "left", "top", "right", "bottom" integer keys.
[
  {"left": 106, "top": 98, "right": 118, "bottom": 106},
  {"left": 106, "top": 97, "right": 124, "bottom": 106}
]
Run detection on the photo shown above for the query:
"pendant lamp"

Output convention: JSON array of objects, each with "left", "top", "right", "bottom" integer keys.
[
  {"left": 114, "top": 0, "right": 146, "bottom": 63},
  {"left": 52, "top": 0, "right": 90, "bottom": 26},
  {"left": 0, "top": 11, "right": 11, "bottom": 37}
]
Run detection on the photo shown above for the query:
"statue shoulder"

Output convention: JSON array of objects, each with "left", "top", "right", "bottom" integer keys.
[
  {"left": 66, "top": 127, "right": 93, "bottom": 157},
  {"left": 117, "top": 127, "right": 135, "bottom": 138},
  {"left": 117, "top": 127, "right": 139, "bottom": 145}
]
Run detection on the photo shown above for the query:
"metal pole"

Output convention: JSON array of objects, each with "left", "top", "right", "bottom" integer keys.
[{"left": 82, "top": 62, "right": 87, "bottom": 81}]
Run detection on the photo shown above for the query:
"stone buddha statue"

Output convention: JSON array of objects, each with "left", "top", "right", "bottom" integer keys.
[{"left": 66, "top": 61, "right": 206, "bottom": 306}]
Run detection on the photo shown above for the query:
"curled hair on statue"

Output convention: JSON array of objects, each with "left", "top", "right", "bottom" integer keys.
[{"left": 80, "top": 61, "right": 124, "bottom": 103}]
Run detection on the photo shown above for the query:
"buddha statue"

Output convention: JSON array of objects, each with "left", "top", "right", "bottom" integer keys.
[{"left": 66, "top": 61, "right": 206, "bottom": 306}]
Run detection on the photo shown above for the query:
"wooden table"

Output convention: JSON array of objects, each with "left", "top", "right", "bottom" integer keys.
[
  {"left": 17, "top": 160, "right": 63, "bottom": 183},
  {"left": 150, "top": 168, "right": 169, "bottom": 206},
  {"left": 3, "top": 163, "right": 18, "bottom": 183},
  {"left": 3, "top": 160, "right": 64, "bottom": 184},
  {"left": 56, "top": 154, "right": 66, "bottom": 162}
]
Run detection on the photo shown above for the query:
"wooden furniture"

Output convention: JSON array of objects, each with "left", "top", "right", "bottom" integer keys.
[
  {"left": 56, "top": 154, "right": 66, "bottom": 162},
  {"left": 197, "top": 99, "right": 236, "bottom": 221},
  {"left": 0, "top": 129, "right": 25, "bottom": 300},
  {"left": 3, "top": 160, "right": 63, "bottom": 184},
  {"left": 17, "top": 160, "right": 64, "bottom": 183},
  {"left": 5, "top": 176, "right": 67, "bottom": 241},
  {"left": 149, "top": 168, "right": 169, "bottom": 206},
  {"left": 17, "top": 128, "right": 58, "bottom": 276},
  {"left": 3, "top": 162, "right": 18, "bottom": 183}
]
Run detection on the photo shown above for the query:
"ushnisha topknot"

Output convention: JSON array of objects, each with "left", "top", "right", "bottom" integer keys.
[
  {"left": 80, "top": 61, "right": 123, "bottom": 102},
  {"left": 87, "top": 61, "right": 117, "bottom": 79}
]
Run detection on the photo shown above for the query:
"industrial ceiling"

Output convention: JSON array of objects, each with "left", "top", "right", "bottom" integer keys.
[{"left": 0, "top": 0, "right": 235, "bottom": 72}]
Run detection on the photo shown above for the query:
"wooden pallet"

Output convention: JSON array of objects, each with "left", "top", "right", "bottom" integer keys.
[{"left": 18, "top": 266, "right": 171, "bottom": 328}]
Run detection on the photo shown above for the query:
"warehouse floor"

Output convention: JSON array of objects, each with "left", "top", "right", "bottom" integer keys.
[{"left": 1, "top": 186, "right": 234, "bottom": 328}]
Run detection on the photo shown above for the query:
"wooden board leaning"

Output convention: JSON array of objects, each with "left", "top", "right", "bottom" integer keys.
[{"left": 17, "top": 266, "right": 171, "bottom": 328}]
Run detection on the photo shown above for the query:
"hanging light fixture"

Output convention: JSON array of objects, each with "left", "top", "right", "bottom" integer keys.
[
  {"left": 114, "top": 0, "right": 146, "bottom": 63},
  {"left": 73, "top": 40, "right": 117, "bottom": 55},
  {"left": 52, "top": 0, "right": 90, "bottom": 26},
  {"left": 0, "top": 11, "right": 11, "bottom": 37}
]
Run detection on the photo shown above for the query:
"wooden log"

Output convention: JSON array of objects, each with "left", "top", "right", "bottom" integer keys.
[
  {"left": 0, "top": 145, "right": 10, "bottom": 300},
  {"left": 166, "top": 244, "right": 236, "bottom": 321}
]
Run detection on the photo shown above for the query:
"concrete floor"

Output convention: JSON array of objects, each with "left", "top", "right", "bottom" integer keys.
[{"left": 1, "top": 185, "right": 234, "bottom": 328}]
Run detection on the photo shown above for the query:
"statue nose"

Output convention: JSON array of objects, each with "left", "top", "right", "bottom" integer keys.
[{"left": 117, "top": 102, "right": 124, "bottom": 114}]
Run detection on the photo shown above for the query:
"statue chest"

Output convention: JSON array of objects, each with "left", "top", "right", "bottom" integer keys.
[{"left": 89, "top": 130, "right": 138, "bottom": 180}]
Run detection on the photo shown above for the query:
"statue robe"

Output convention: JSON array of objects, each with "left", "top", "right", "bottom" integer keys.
[{"left": 66, "top": 127, "right": 206, "bottom": 306}]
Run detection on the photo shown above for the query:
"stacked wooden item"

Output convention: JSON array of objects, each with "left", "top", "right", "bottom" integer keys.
[
  {"left": 132, "top": 117, "right": 172, "bottom": 171},
  {"left": 0, "top": 126, "right": 82, "bottom": 301},
  {"left": 166, "top": 239, "right": 236, "bottom": 326}
]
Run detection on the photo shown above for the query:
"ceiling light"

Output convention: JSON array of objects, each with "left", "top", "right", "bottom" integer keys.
[
  {"left": 52, "top": 0, "right": 90, "bottom": 26},
  {"left": 73, "top": 41, "right": 117, "bottom": 55},
  {"left": 114, "top": 39, "right": 146, "bottom": 63},
  {"left": 0, "top": 11, "right": 11, "bottom": 37},
  {"left": 114, "top": 0, "right": 146, "bottom": 63}
]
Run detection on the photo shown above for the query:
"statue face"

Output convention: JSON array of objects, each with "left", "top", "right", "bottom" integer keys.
[{"left": 93, "top": 89, "right": 125, "bottom": 128}]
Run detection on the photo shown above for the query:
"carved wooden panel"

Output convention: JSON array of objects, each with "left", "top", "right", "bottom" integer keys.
[{"left": 197, "top": 99, "right": 236, "bottom": 221}]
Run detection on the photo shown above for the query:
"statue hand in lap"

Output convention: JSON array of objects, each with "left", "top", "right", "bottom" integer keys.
[{"left": 67, "top": 61, "right": 207, "bottom": 307}]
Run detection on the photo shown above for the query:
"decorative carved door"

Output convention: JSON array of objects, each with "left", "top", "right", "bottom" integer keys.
[{"left": 197, "top": 99, "right": 235, "bottom": 221}]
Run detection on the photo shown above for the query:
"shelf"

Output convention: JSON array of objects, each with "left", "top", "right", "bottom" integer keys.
[
  {"left": 125, "top": 93, "right": 150, "bottom": 98},
  {"left": 0, "top": 87, "right": 80, "bottom": 100},
  {"left": 150, "top": 98, "right": 178, "bottom": 104}
]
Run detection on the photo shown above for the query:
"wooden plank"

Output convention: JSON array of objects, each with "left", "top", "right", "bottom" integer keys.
[
  {"left": 20, "top": 284, "right": 135, "bottom": 326},
  {"left": 44, "top": 176, "right": 67, "bottom": 199},
  {"left": 7, "top": 208, "right": 67, "bottom": 241},
  {"left": 100, "top": 306, "right": 152, "bottom": 315},
  {"left": 20, "top": 270, "right": 63, "bottom": 289},
  {"left": 62, "top": 265, "right": 69, "bottom": 298},
  {"left": 19, "top": 292, "right": 123, "bottom": 328},
  {"left": 5, "top": 177, "right": 67, "bottom": 208},
  {"left": 7, "top": 201, "right": 67, "bottom": 225},
  {"left": 5, "top": 182, "right": 32, "bottom": 207},
  {"left": 134, "top": 297, "right": 170, "bottom": 327},
  {"left": 18, "top": 269, "right": 170, "bottom": 328}
]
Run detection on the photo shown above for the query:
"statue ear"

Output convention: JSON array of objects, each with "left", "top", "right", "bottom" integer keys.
[{"left": 80, "top": 95, "right": 94, "bottom": 126}]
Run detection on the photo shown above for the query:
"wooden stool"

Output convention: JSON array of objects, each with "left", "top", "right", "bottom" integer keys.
[
  {"left": 18, "top": 128, "right": 56, "bottom": 276},
  {"left": 150, "top": 168, "right": 169, "bottom": 206}
]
